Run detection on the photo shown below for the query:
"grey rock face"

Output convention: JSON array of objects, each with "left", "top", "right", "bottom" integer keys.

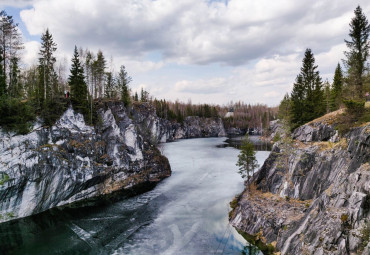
[
  {"left": 293, "top": 121, "right": 338, "bottom": 142},
  {"left": 231, "top": 123, "right": 370, "bottom": 254},
  {"left": 130, "top": 102, "right": 226, "bottom": 142},
  {"left": 0, "top": 101, "right": 226, "bottom": 223}
]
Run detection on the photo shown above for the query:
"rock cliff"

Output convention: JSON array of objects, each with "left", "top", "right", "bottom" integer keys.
[
  {"left": 230, "top": 117, "right": 370, "bottom": 254},
  {"left": 0, "top": 101, "right": 226, "bottom": 223}
]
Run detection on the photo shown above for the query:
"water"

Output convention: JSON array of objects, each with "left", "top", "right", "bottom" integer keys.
[{"left": 0, "top": 137, "right": 270, "bottom": 255}]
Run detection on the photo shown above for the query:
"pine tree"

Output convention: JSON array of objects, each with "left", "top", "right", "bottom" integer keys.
[
  {"left": 236, "top": 134, "right": 259, "bottom": 191},
  {"left": 344, "top": 5, "right": 370, "bottom": 100},
  {"left": 69, "top": 46, "right": 88, "bottom": 115},
  {"left": 330, "top": 63, "right": 343, "bottom": 111}
]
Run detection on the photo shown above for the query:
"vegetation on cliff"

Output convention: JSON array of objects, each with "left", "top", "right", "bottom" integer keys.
[{"left": 278, "top": 5, "right": 370, "bottom": 131}]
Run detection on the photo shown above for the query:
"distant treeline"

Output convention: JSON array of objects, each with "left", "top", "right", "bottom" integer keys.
[
  {"left": 220, "top": 102, "right": 278, "bottom": 131},
  {"left": 151, "top": 98, "right": 278, "bottom": 131}
]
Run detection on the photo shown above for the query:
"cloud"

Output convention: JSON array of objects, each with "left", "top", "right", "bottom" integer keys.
[
  {"left": 0, "top": 0, "right": 35, "bottom": 8},
  {"left": 19, "top": 0, "right": 369, "bottom": 66},
  {"left": 21, "top": 40, "right": 40, "bottom": 66},
  {"left": 175, "top": 78, "right": 227, "bottom": 94}
]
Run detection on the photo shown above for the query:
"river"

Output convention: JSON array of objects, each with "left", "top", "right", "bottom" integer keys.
[{"left": 0, "top": 137, "right": 270, "bottom": 255}]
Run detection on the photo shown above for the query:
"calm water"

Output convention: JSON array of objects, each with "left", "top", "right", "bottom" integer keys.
[{"left": 0, "top": 137, "right": 270, "bottom": 255}]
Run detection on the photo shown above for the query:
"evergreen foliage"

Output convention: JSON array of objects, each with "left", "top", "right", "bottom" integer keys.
[
  {"left": 344, "top": 5, "right": 370, "bottom": 100},
  {"left": 343, "top": 99, "right": 365, "bottom": 116},
  {"left": 278, "top": 93, "right": 291, "bottom": 120},
  {"left": 37, "top": 28, "right": 57, "bottom": 107},
  {"left": 140, "top": 88, "right": 149, "bottom": 102},
  {"left": 330, "top": 63, "right": 344, "bottom": 111},
  {"left": 104, "top": 72, "right": 116, "bottom": 99},
  {"left": 290, "top": 49, "right": 325, "bottom": 128},
  {"left": 69, "top": 46, "right": 89, "bottom": 116},
  {"left": 0, "top": 97, "right": 35, "bottom": 134},
  {"left": 117, "top": 65, "right": 132, "bottom": 106},
  {"left": 236, "top": 134, "right": 259, "bottom": 189},
  {"left": 8, "top": 57, "right": 21, "bottom": 98}
]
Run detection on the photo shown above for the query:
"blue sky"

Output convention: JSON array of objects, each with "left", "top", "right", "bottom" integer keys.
[{"left": 1, "top": 0, "right": 370, "bottom": 106}]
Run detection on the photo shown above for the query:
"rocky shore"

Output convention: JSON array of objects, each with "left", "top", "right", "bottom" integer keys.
[
  {"left": 230, "top": 116, "right": 370, "bottom": 254},
  {"left": 0, "top": 100, "right": 226, "bottom": 223}
]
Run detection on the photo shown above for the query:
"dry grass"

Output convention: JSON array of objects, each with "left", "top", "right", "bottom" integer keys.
[
  {"left": 314, "top": 138, "right": 348, "bottom": 151},
  {"left": 365, "top": 101, "right": 370, "bottom": 108},
  {"left": 307, "top": 109, "right": 345, "bottom": 125}
]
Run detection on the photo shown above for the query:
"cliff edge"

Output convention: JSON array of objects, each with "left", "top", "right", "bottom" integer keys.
[
  {"left": 0, "top": 100, "right": 225, "bottom": 223},
  {"left": 230, "top": 114, "right": 370, "bottom": 254}
]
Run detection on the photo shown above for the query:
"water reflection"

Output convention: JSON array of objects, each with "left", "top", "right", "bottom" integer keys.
[
  {"left": 242, "top": 244, "right": 261, "bottom": 255},
  {"left": 0, "top": 137, "right": 270, "bottom": 255}
]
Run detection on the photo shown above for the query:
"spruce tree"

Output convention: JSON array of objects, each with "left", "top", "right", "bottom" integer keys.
[
  {"left": 104, "top": 72, "right": 115, "bottom": 98},
  {"left": 69, "top": 46, "right": 88, "bottom": 115},
  {"left": 344, "top": 5, "right": 370, "bottom": 100},
  {"left": 290, "top": 75, "right": 305, "bottom": 126},
  {"left": 38, "top": 28, "right": 57, "bottom": 106},
  {"left": 278, "top": 93, "right": 291, "bottom": 120},
  {"left": 8, "top": 57, "right": 21, "bottom": 98},
  {"left": 117, "top": 65, "right": 131, "bottom": 106},
  {"left": 330, "top": 63, "right": 343, "bottom": 111},
  {"left": 291, "top": 49, "right": 324, "bottom": 127}
]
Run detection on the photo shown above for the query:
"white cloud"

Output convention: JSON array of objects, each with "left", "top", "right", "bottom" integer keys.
[
  {"left": 175, "top": 78, "right": 227, "bottom": 94},
  {"left": 19, "top": 0, "right": 369, "bottom": 66},
  {"left": 5, "top": 0, "right": 369, "bottom": 105},
  {"left": 22, "top": 40, "right": 40, "bottom": 66},
  {"left": 0, "top": 0, "right": 36, "bottom": 8}
]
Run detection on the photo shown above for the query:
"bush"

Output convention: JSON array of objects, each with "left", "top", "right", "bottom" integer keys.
[{"left": 343, "top": 99, "right": 365, "bottom": 116}]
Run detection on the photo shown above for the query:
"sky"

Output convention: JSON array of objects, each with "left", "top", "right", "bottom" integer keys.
[{"left": 0, "top": 0, "right": 369, "bottom": 106}]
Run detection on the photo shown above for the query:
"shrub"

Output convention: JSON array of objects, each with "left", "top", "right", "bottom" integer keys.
[
  {"left": 340, "top": 213, "right": 348, "bottom": 223},
  {"left": 343, "top": 99, "right": 365, "bottom": 116},
  {"left": 273, "top": 132, "right": 281, "bottom": 143}
]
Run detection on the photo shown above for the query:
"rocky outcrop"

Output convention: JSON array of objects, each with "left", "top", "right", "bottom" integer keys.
[
  {"left": 130, "top": 102, "right": 226, "bottom": 142},
  {"left": 0, "top": 100, "right": 225, "bottom": 223},
  {"left": 230, "top": 120, "right": 370, "bottom": 254},
  {"left": 292, "top": 121, "right": 338, "bottom": 142}
]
